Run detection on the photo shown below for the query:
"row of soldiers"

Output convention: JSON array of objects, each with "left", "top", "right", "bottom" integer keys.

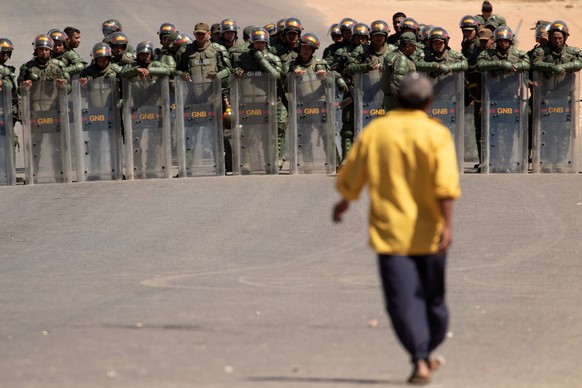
[{"left": 0, "top": 11, "right": 581, "bottom": 170}]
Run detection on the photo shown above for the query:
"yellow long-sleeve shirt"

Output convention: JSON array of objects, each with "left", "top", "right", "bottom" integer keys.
[{"left": 336, "top": 109, "right": 461, "bottom": 255}]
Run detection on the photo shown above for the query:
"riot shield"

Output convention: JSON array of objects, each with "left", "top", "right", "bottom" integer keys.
[
  {"left": 71, "top": 77, "right": 123, "bottom": 181},
  {"left": 531, "top": 71, "right": 579, "bottom": 173},
  {"left": 333, "top": 86, "right": 343, "bottom": 163},
  {"left": 174, "top": 76, "right": 224, "bottom": 177},
  {"left": 0, "top": 85, "right": 16, "bottom": 185},
  {"left": 231, "top": 71, "right": 278, "bottom": 175},
  {"left": 481, "top": 72, "right": 528, "bottom": 173},
  {"left": 287, "top": 72, "right": 336, "bottom": 174},
  {"left": 21, "top": 80, "right": 72, "bottom": 184},
  {"left": 123, "top": 76, "right": 172, "bottom": 180},
  {"left": 353, "top": 69, "right": 385, "bottom": 137},
  {"left": 427, "top": 72, "right": 465, "bottom": 172}
]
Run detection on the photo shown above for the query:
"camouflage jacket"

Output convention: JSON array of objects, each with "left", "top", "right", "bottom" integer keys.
[
  {"left": 154, "top": 47, "right": 177, "bottom": 73},
  {"left": 0, "top": 63, "right": 16, "bottom": 90},
  {"left": 120, "top": 59, "right": 171, "bottom": 79},
  {"left": 346, "top": 43, "right": 396, "bottom": 76},
  {"left": 476, "top": 47, "right": 531, "bottom": 75},
  {"left": 380, "top": 49, "right": 416, "bottom": 97},
  {"left": 532, "top": 44, "right": 582, "bottom": 75},
  {"left": 415, "top": 48, "right": 468, "bottom": 78},
  {"left": 234, "top": 48, "right": 283, "bottom": 82},
  {"left": 80, "top": 62, "right": 123, "bottom": 80},
  {"left": 57, "top": 48, "right": 86, "bottom": 76},
  {"left": 111, "top": 52, "right": 136, "bottom": 66}
]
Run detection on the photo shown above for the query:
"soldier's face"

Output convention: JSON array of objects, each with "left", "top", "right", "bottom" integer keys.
[
  {"left": 36, "top": 47, "right": 51, "bottom": 60},
  {"left": 286, "top": 31, "right": 299, "bottom": 45},
  {"left": 194, "top": 31, "right": 209, "bottom": 45},
  {"left": 111, "top": 44, "right": 126, "bottom": 57},
  {"left": 371, "top": 34, "right": 386, "bottom": 47},
  {"left": 53, "top": 42, "right": 65, "bottom": 55},
  {"left": 252, "top": 41, "right": 267, "bottom": 52},
  {"left": 223, "top": 31, "right": 236, "bottom": 43},
  {"left": 401, "top": 43, "right": 416, "bottom": 56},
  {"left": 332, "top": 34, "right": 343, "bottom": 43},
  {"left": 497, "top": 39, "right": 511, "bottom": 50},
  {"left": 353, "top": 35, "right": 368, "bottom": 46},
  {"left": 431, "top": 39, "right": 446, "bottom": 54},
  {"left": 0, "top": 51, "right": 9, "bottom": 65},
  {"left": 299, "top": 44, "right": 313, "bottom": 61},
  {"left": 393, "top": 17, "right": 404, "bottom": 32},
  {"left": 138, "top": 52, "right": 151, "bottom": 63},
  {"left": 95, "top": 57, "right": 109, "bottom": 68},
  {"left": 341, "top": 30, "right": 352, "bottom": 41},
  {"left": 462, "top": 29, "right": 476, "bottom": 41},
  {"left": 551, "top": 32, "right": 565, "bottom": 49},
  {"left": 68, "top": 32, "right": 81, "bottom": 49}
]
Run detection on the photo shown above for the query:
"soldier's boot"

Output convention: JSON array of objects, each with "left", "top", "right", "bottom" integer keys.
[
  {"left": 340, "top": 129, "right": 354, "bottom": 163},
  {"left": 277, "top": 136, "right": 285, "bottom": 170}
]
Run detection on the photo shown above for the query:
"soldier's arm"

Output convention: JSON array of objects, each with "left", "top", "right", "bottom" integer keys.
[
  {"left": 119, "top": 63, "right": 140, "bottom": 78},
  {"left": 253, "top": 50, "right": 282, "bottom": 80},
  {"left": 63, "top": 51, "right": 86, "bottom": 76},
  {"left": 513, "top": 51, "right": 530, "bottom": 72},
  {"left": 215, "top": 51, "right": 231, "bottom": 80},
  {"left": 390, "top": 55, "right": 413, "bottom": 96},
  {"left": 147, "top": 61, "right": 171, "bottom": 77},
  {"left": 346, "top": 47, "right": 370, "bottom": 76},
  {"left": 475, "top": 51, "right": 502, "bottom": 72},
  {"left": 160, "top": 54, "right": 177, "bottom": 73}
]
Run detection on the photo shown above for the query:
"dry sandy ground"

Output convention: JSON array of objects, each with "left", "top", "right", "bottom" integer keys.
[{"left": 309, "top": 0, "right": 582, "bottom": 52}]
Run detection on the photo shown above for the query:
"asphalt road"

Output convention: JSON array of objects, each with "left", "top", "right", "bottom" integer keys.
[
  {"left": 1, "top": 174, "right": 582, "bottom": 388},
  {"left": 3, "top": 3, "right": 582, "bottom": 387}
]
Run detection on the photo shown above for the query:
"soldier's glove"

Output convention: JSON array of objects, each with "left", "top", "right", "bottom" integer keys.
[
  {"left": 501, "top": 61, "right": 513, "bottom": 71},
  {"left": 552, "top": 64, "right": 566, "bottom": 76},
  {"left": 438, "top": 64, "right": 450, "bottom": 74},
  {"left": 252, "top": 50, "right": 265, "bottom": 62}
]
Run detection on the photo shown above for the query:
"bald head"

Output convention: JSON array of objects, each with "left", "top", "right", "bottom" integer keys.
[{"left": 397, "top": 72, "right": 433, "bottom": 110}]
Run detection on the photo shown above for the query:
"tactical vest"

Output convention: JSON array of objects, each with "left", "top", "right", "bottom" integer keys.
[{"left": 185, "top": 42, "right": 219, "bottom": 79}]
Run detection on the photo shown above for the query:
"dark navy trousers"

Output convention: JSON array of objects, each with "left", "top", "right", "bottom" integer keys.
[{"left": 378, "top": 253, "right": 449, "bottom": 362}]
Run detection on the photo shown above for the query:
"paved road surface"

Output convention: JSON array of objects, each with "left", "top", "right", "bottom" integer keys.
[{"left": 1, "top": 175, "right": 581, "bottom": 387}]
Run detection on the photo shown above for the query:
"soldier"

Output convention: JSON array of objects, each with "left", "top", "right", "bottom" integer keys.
[
  {"left": 532, "top": 20, "right": 582, "bottom": 171},
  {"left": 415, "top": 27, "right": 468, "bottom": 79},
  {"left": 323, "top": 18, "right": 355, "bottom": 66},
  {"left": 529, "top": 21, "right": 551, "bottom": 56},
  {"left": 210, "top": 23, "right": 221, "bottom": 44},
  {"left": 80, "top": 43, "right": 122, "bottom": 82},
  {"left": 108, "top": 32, "right": 136, "bottom": 66},
  {"left": 332, "top": 22, "right": 369, "bottom": 160},
  {"left": 176, "top": 22, "right": 230, "bottom": 88},
  {"left": 387, "top": 12, "right": 406, "bottom": 45},
  {"left": 101, "top": 19, "right": 134, "bottom": 54},
  {"left": 476, "top": 26, "right": 530, "bottom": 74},
  {"left": 399, "top": 18, "right": 425, "bottom": 60},
  {"left": 276, "top": 19, "right": 287, "bottom": 46},
  {"left": 18, "top": 35, "right": 69, "bottom": 179},
  {"left": 0, "top": 38, "right": 18, "bottom": 122},
  {"left": 48, "top": 29, "right": 86, "bottom": 76},
  {"left": 287, "top": 33, "right": 334, "bottom": 170},
  {"left": 229, "top": 25, "right": 255, "bottom": 66},
  {"left": 420, "top": 25, "right": 435, "bottom": 47},
  {"left": 460, "top": 15, "right": 485, "bottom": 169},
  {"left": 233, "top": 28, "right": 285, "bottom": 172},
  {"left": 476, "top": 1, "right": 506, "bottom": 31},
  {"left": 155, "top": 23, "right": 177, "bottom": 72},
  {"left": 532, "top": 21, "right": 581, "bottom": 76},
  {"left": 347, "top": 20, "right": 394, "bottom": 77},
  {"left": 120, "top": 41, "right": 171, "bottom": 178},
  {"left": 219, "top": 19, "right": 240, "bottom": 51},
  {"left": 380, "top": 31, "right": 417, "bottom": 112},
  {"left": 64, "top": 26, "right": 81, "bottom": 52},
  {"left": 264, "top": 22, "right": 279, "bottom": 46},
  {"left": 329, "top": 23, "right": 343, "bottom": 45},
  {"left": 167, "top": 32, "right": 192, "bottom": 64}
]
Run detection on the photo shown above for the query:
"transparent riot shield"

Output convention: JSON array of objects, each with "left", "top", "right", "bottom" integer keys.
[
  {"left": 175, "top": 76, "right": 224, "bottom": 177},
  {"left": 427, "top": 72, "right": 465, "bottom": 172},
  {"left": 21, "top": 81, "right": 72, "bottom": 184},
  {"left": 71, "top": 77, "right": 123, "bottom": 181},
  {"left": 287, "top": 72, "right": 336, "bottom": 174},
  {"left": 481, "top": 72, "right": 528, "bottom": 173},
  {"left": 123, "top": 76, "right": 172, "bottom": 180},
  {"left": 231, "top": 72, "right": 278, "bottom": 175},
  {"left": 333, "top": 86, "right": 343, "bottom": 163},
  {"left": 0, "top": 85, "right": 16, "bottom": 185},
  {"left": 531, "top": 71, "right": 579, "bottom": 173},
  {"left": 353, "top": 69, "right": 385, "bottom": 137}
]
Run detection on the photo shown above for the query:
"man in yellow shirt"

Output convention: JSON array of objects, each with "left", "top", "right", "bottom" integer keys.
[{"left": 333, "top": 73, "right": 461, "bottom": 385}]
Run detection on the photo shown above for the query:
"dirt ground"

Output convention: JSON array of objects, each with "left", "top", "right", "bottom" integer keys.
[{"left": 308, "top": 0, "right": 582, "bottom": 52}]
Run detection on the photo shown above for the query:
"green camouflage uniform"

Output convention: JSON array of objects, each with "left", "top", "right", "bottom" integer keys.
[
  {"left": 415, "top": 47, "right": 468, "bottom": 80},
  {"left": 380, "top": 49, "right": 416, "bottom": 111}
]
